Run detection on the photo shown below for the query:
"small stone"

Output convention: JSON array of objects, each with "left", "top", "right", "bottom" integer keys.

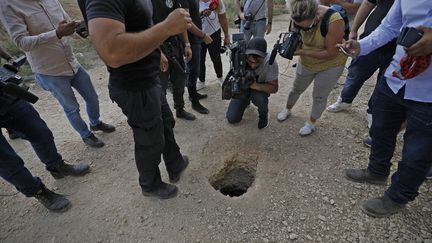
[
  {"left": 330, "top": 199, "right": 335, "bottom": 205},
  {"left": 289, "top": 233, "right": 297, "bottom": 240},
  {"left": 282, "top": 221, "right": 288, "bottom": 226},
  {"left": 306, "top": 235, "right": 313, "bottom": 240},
  {"left": 242, "top": 230, "right": 247, "bottom": 234},
  {"left": 263, "top": 238, "right": 269, "bottom": 243},
  {"left": 318, "top": 215, "right": 327, "bottom": 221},
  {"left": 197, "top": 200, "right": 202, "bottom": 204}
]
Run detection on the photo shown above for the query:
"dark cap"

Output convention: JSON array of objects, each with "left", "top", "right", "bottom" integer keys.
[{"left": 245, "top": 37, "right": 267, "bottom": 57}]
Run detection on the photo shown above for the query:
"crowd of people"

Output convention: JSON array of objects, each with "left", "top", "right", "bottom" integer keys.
[{"left": 0, "top": 0, "right": 430, "bottom": 219}]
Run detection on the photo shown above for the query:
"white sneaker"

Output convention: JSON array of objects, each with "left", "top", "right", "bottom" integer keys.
[
  {"left": 218, "top": 77, "right": 224, "bottom": 86},
  {"left": 366, "top": 113, "right": 373, "bottom": 129},
  {"left": 196, "top": 80, "right": 206, "bottom": 91},
  {"left": 277, "top": 108, "right": 291, "bottom": 121},
  {"left": 327, "top": 97, "right": 352, "bottom": 113},
  {"left": 299, "top": 122, "right": 316, "bottom": 136}
]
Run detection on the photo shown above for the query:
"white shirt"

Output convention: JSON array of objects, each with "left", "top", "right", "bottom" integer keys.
[{"left": 200, "top": 0, "right": 226, "bottom": 35}]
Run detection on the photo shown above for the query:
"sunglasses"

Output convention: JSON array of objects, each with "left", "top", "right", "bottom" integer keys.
[{"left": 292, "top": 16, "right": 317, "bottom": 31}]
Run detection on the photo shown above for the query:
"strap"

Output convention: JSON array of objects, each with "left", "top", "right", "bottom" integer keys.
[{"left": 320, "top": 8, "right": 335, "bottom": 38}]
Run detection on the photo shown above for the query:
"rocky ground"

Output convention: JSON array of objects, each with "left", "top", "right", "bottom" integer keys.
[{"left": 0, "top": 14, "right": 431, "bottom": 243}]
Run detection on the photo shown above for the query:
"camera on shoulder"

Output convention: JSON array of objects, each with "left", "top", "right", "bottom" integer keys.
[{"left": 222, "top": 33, "right": 256, "bottom": 100}]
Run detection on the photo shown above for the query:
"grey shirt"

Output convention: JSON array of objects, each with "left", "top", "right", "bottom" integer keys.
[
  {"left": 0, "top": 0, "right": 80, "bottom": 76},
  {"left": 243, "top": 0, "right": 267, "bottom": 20},
  {"left": 254, "top": 54, "right": 278, "bottom": 84}
]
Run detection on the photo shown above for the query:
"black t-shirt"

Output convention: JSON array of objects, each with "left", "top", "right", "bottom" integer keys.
[
  {"left": 360, "top": 0, "right": 396, "bottom": 53},
  {"left": 152, "top": 0, "right": 186, "bottom": 46},
  {"left": 183, "top": 0, "right": 202, "bottom": 44},
  {"left": 79, "top": 0, "right": 161, "bottom": 91}
]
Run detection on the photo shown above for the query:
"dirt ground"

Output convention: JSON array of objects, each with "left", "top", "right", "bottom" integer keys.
[{"left": 1, "top": 13, "right": 431, "bottom": 243}]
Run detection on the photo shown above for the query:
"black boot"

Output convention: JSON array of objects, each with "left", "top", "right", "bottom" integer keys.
[
  {"left": 82, "top": 133, "right": 105, "bottom": 148},
  {"left": 90, "top": 121, "right": 116, "bottom": 133},
  {"left": 142, "top": 182, "right": 178, "bottom": 199},
  {"left": 34, "top": 185, "right": 70, "bottom": 212},
  {"left": 48, "top": 161, "right": 90, "bottom": 179},
  {"left": 191, "top": 101, "right": 209, "bottom": 114},
  {"left": 176, "top": 109, "right": 196, "bottom": 121}
]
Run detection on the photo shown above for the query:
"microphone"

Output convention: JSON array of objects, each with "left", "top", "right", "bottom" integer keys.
[{"left": 1, "top": 82, "right": 39, "bottom": 104}]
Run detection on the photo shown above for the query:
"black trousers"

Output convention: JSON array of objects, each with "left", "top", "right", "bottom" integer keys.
[
  {"left": 199, "top": 29, "right": 223, "bottom": 82},
  {"left": 108, "top": 83, "right": 184, "bottom": 191},
  {"left": 160, "top": 44, "right": 186, "bottom": 111}
]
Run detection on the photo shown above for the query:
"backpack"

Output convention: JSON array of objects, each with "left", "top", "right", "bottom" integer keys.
[{"left": 320, "top": 4, "right": 350, "bottom": 40}]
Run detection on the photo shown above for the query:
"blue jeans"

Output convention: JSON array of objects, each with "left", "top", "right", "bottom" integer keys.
[
  {"left": 0, "top": 100, "right": 63, "bottom": 196},
  {"left": 186, "top": 42, "right": 202, "bottom": 102},
  {"left": 241, "top": 19, "right": 266, "bottom": 42},
  {"left": 226, "top": 90, "right": 269, "bottom": 123},
  {"left": 340, "top": 48, "right": 394, "bottom": 113},
  {"left": 35, "top": 67, "right": 100, "bottom": 138},
  {"left": 367, "top": 78, "right": 432, "bottom": 204}
]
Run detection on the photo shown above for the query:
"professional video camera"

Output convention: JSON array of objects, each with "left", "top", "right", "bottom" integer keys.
[
  {"left": 0, "top": 56, "right": 38, "bottom": 116},
  {"left": 269, "top": 30, "right": 301, "bottom": 65},
  {"left": 222, "top": 33, "right": 256, "bottom": 100}
]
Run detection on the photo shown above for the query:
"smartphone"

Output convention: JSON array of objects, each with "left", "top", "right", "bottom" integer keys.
[
  {"left": 339, "top": 46, "right": 355, "bottom": 57},
  {"left": 397, "top": 27, "right": 423, "bottom": 47}
]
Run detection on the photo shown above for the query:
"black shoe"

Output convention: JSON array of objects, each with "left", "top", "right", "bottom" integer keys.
[
  {"left": 258, "top": 117, "right": 268, "bottom": 129},
  {"left": 344, "top": 168, "right": 387, "bottom": 185},
  {"left": 191, "top": 102, "right": 209, "bottom": 114},
  {"left": 48, "top": 161, "right": 90, "bottom": 179},
  {"left": 169, "top": 155, "right": 189, "bottom": 183},
  {"left": 82, "top": 133, "right": 105, "bottom": 148},
  {"left": 197, "top": 92, "right": 208, "bottom": 100},
  {"left": 6, "top": 129, "right": 24, "bottom": 140},
  {"left": 142, "top": 182, "right": 178, "bottom": 199},
  {"left": 361, "top": 195, "right": 406, "bottom": 218},
  {"left": 34, "top": 185, "right": 70, "bottom": 212},
  {"left": 363, "top": 136, "right": 372, "bottom": 148},
  {"left": 176, "top": 109, "right": 196, "bottom": 121},
  {"left": 90, "top": 122, "right": 116, "bottom": 133},
  {"left": 189, "top": 93, "right": 208, "bottom": 101}
]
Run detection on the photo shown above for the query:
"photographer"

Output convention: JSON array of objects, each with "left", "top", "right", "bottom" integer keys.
[
  {"left": 79, "top": 0, "right": 191, "bottom": 199},
  {"left": 226, "top": 37, "right": 278, "bottom": 129},
  {"left": 277, "top": 0, "right": 348, "bottom": 136},
  {"left": 235, "top": 0, "right": 274, "bottom": 41},
  {"left": 340, "top": 0, "right": 432, "bottom": 217},
  {"left": 0, "top": 0, "right": 115, "bottom": 148}
]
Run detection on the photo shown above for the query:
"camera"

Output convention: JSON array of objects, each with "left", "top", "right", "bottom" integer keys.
[
  {"left": 0, "top": 56, "right": 38, "bottom": 116},
  {"left": 269, "top": 31, "right": 301, "bottom": 65},
  {"left": 222, "top": 33, "right": 256, "bottom": 100},
  {"left": 75, "top": 21, "right": 88, "bottom": 38},
  {"left": 234, "top": 13, "right": 254, "bottom": 30}
]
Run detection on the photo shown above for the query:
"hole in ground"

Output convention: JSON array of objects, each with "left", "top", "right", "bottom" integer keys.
[{"left": 209, "top": 159, "right": 257, "bottom": 197}]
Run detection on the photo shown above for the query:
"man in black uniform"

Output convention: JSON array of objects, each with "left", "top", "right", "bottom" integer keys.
[
  {"left": 79, "top": 0, "right": 192, "bottom": 199},
  {"left": 152, "top": 0, "right": 196, "bottom": 121}
]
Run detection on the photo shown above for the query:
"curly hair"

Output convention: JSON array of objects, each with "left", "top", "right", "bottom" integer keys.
[{"left": 289, "top": 0, "right": 319, "bottom": 22}]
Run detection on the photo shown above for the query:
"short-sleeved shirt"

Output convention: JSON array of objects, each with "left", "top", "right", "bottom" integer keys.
[
  {"left": 80, "top": 0, "right": 161, "bottom": 91},
  {"left": 183, "top": 0, "right": 202, "bottom": 44},
  {"left": 152, "top": 0, "right": 186, "bottom": 45},
  {"left": 360, "top": 0, "right": 396, "bottom": 53},
  {"left": 254, "top": 54, "right": 278, "bottom": 84},
  {"left": 343, "top": 0, "right": 364, "bottom": 25},
  {"left": 300, "top": 12, "right": 348, "bottom": 72},
  {"left": 243, "top": 0, "right": 267, "bottom": 21}
]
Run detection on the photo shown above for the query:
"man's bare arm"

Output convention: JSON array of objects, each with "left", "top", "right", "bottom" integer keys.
[{"left": 88, "top": 9, "right": 191, "bottom": 68}]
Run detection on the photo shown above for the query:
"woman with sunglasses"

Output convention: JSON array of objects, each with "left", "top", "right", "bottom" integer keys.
[{"left": 277, "top": 0, "right": 348, "bottom": 136}]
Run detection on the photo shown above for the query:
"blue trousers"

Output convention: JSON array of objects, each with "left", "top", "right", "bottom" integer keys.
[
  {"left": 35, "top": 66, "right": 100, "bottom": 138},
  {"left": 340, "top": 48, "right": 394, "bottom": 113},
  {"left": 367, "top": 79, "right": 432, "bottom": 204},
  {"left": 0, "top": 100, "right": 63, "bottom": 196},
  {"left": 226, "top": 90, "right": 269, "bottom": 123}
]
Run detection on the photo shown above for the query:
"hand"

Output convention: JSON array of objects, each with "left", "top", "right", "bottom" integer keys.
[
  {"left": 239, "top": 12, "right": 246, "bottom": 21},
  {"left": 201, "top": 9, "right": 212, "bottom": 17},
  {"left": 163, "top": 9, "right": 192, "bottom": 36},
  {"left": 203, "top": 34, "right": 213, "bottom": 45},
  {"left": 348, "top": 31, "right": 358, "bottom": 40},
  {"left": 336, "top": 39, "right": 360, "bottom": 57},
  {"left": 184, "top": 46, "right": 192, "bottom": 61},
  {"left": 224, "top": 36, "right": 231, "bottom": 46},
  {"left": 56, "top": 20, "right": 77, "bottom": 39},
  {"left": 405, "top": 26, "right": 432, "bottom": 57},
  {"left": 266, "top": 23, "right": 272, "bottom": 35},
  {"left": 160, "top": 52, "right": 169, "bottom": 72}
]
